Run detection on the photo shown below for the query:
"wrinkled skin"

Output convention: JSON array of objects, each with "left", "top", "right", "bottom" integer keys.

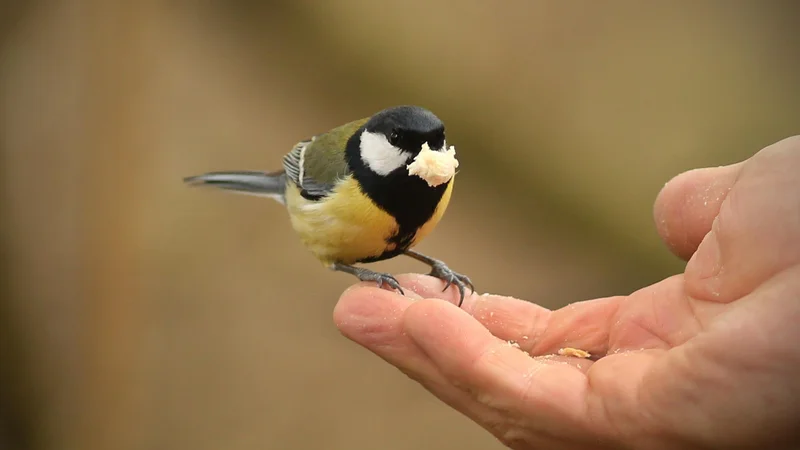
[{"left": 334, "top": 136, "right": 800, "bottom": 450}]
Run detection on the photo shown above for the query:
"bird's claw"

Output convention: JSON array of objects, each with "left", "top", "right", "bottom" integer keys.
[
  {"left": 360, "top": 271, "right": 404, "bottom": 295},
  {"left": 429, "top": 263, "right": 474, "bottom": 307},
  {"left": 331, "top": 262, "right": 406, "bottom": 295}
]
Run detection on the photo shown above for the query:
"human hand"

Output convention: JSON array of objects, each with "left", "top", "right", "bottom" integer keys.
[{"left": 333, "top": 136, "right": 800, "bottom": 449}]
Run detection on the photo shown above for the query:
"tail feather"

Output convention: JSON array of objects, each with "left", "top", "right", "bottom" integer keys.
[{"left": 183, "top": 170, "right": 287, "bottom": 204}]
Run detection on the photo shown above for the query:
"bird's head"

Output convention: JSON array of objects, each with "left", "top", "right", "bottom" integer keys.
[{"left": 356, "top": 105, "right": 457, "bottom": 186}]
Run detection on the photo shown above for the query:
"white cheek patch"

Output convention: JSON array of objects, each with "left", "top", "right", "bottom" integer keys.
[{"left": 359, "top": 130, "right": 412, "bottom": 175}]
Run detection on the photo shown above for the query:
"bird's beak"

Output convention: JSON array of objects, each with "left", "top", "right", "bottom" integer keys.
[{"left": 406, "top": 142, "right": 459, "bottom": 187}]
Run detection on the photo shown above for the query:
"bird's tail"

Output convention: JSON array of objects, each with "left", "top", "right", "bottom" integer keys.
[{"left": 183, "top": 170, "right": 287, "bottom": 205}]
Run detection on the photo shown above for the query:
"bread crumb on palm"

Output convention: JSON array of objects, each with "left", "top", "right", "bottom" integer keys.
[{"left": 558, "top": 347, "right": 591, "bottom": 358}]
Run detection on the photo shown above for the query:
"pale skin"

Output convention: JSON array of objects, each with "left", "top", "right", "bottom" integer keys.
[{"left": 333, "top": 136, "right": 800, "bottom": 449}]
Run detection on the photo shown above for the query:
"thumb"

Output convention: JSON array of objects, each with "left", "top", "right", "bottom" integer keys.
[
  {"left": 684, "top": 136, "right": 800, "bottom": 303},
  {"left": 654, "top": 162, "right": 743, "bottom": 261}
]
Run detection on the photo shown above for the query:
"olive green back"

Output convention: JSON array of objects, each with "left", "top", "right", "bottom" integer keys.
[{"left": 301, "top": 117, "right": 368, "bottom": 185}]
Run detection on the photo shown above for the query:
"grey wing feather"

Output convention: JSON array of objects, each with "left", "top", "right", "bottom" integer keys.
[
  {"left": 282, "top": 139, "right": 308, "bottom": 186},
  {"left": 282, "top": 137, "right": 338, "bottom": 199}
]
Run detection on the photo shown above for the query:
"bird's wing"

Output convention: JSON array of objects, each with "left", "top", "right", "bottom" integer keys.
[
  {"left": 282, "top": 139, "right": 314, "bottom": 188},
  {"left": 282, "top": 118, "right": 367, "bottom": 200}
]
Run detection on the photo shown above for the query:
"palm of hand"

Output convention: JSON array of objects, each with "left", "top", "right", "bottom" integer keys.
[{"left": 334, "top": 136, "right": 800, "bottom": 450}]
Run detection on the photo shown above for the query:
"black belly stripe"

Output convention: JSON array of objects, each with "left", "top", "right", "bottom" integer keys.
[{"left": 345, "top": 131, "right": 449, "bottom": 263}]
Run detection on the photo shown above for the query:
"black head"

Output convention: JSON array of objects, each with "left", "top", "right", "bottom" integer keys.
[
  {"left": 347, "top": 105, "right": 448, "bottom": 178},
  {"left": 364, "top": 105, "right": 446, "bottom": 154}
]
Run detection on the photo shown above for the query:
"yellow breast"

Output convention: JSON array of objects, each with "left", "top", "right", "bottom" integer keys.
[{"left": 284, "top": 176, "right": 453, "bottom": 265}]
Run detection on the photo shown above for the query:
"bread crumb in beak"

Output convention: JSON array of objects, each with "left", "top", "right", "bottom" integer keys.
[{"left": 406, "top": 142, "right": 459, "bottom": 187}]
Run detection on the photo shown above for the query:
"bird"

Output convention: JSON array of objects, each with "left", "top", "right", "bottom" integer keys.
[{"left": 183, "top": 105, "right": 474, "bottom": 306}]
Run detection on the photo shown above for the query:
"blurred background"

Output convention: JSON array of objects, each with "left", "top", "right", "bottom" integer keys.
[{"left": 1, "top": 1, "right": 799, "bottom": 449}]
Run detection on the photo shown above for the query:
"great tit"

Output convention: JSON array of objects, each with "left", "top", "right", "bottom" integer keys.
[{"left": 184, "top": 105, "right": 474, "bottom": 305}]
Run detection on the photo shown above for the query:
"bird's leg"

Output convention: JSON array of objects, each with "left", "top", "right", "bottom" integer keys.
[
  {"left": 330, "top": 262, "right": 404, "bottom": 295},
  {"left": 403, "top": 249, "right": 474, "bottom": 307}
]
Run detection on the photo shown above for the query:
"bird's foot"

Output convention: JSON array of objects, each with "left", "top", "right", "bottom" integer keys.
[
  {"left": 428, "top": 261, "right": 474, "bottom": 306},
  {"left": 403, "top": 250, "right": 475, "bottom": 307},
  {"left": 331, "top": 263, "right": 404, "bottom": 295},
  {"left": 358, "top": 270, "right": 404, "bottom": 294}
]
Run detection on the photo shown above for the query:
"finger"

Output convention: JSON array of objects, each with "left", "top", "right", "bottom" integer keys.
[
  {"left": 653, "top": 162, "right": 743, "bottom": 261},
  {"left": 334, "top": 282, "right": 419, "bottom": 352},
  {"left": 404, "top": 298, "right": 590, "bottom": 422},
  {"left": 333, "top": 281, "right": 508, "bottom": 426},
  {"left": 400, "top": 274, "right": 622, "bottom": 357},
  {"left": 401, "top": 274, "right": 552, "bottom": 345},
  {"left": 685, "top": 136, "right": 800, "bottom": 303}
]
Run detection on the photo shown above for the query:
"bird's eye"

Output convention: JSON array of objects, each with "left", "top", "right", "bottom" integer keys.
[{"left": 389, "top": 130, "right": 401, "bottom": 146}]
